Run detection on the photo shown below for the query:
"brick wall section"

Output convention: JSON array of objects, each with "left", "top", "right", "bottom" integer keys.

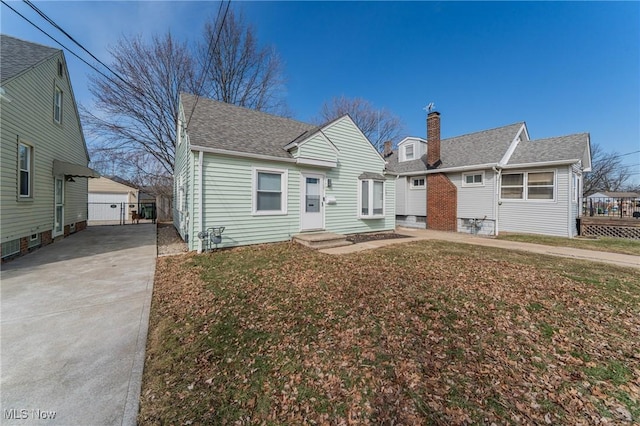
[
  {"left": 427, "top": 173, "right": 458, "bottom": 231},
  {"left": 42, "top": 230, "right": 53, "bottom": 245},
  {"left": 1, "top": 222, "right": 86, "bottom": 263},
  {"left": 427, "top": 111, "right": 441, "bottom": 166},
  {"left": 20, "top": 236, "right": 29, "bottom": 254}
]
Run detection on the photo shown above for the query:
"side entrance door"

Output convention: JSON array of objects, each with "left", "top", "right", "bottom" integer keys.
[
  {"left": 53, "top": 177, "right": 64, "bottom": 237},
  {"left": 300, "top": 173, "right": 324, "bottom": 231}
]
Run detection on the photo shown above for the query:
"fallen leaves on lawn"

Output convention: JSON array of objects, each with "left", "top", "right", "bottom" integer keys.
[{"left": 139, "top": 241, "right": 640, "bottom": 425}]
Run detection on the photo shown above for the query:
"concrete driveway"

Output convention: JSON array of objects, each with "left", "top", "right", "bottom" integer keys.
[{"left": 1, "top": 224, "right": 156, "bottom": 425}]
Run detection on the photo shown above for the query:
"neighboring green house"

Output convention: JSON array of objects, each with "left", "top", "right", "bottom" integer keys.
[
  {"left": 174, "top": 93, "right": 395, "bottom": 251},
  {"left": 0, "top": 35, "right": 99, "bottom": 261}
]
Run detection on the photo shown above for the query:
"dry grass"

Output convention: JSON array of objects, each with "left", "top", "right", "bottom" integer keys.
[
  {"left": 140, "top": 240, "right": 640, "bottom": 425},
  {"left": 497, "top": 233, "right": 640, "bottom": 256}
]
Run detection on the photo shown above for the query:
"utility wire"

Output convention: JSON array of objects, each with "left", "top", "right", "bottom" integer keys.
[
  {"left": 21, "top": 0, "right": 131, "bottom": 88},
  {"left": 1, "top": 0, "right": 127, "bottom": 92},
  {"left": 186, "top": 0, "right": 231, "bottom": 127},
  {"left": 608, "top": 150, "right": 640, "bottom": 160}
]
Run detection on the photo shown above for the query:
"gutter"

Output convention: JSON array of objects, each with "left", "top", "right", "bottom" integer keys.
[
  {"left": 501, "top": 159, "right": 580, "bottom": 169},
  {"left": 190, "top": 145, "right": 297, "bottom": 164},
  {"left": 420, "top": 158, "right": 580, "bottom": 175},
  {"left": 423, "top": 163, "right": 497, "bottom": 174},
  {"left": 492, "top": 165, "right": 503, "bottom": 236},
  {"left": 197, "top": 150, "right": 204, "bottom": 254}
]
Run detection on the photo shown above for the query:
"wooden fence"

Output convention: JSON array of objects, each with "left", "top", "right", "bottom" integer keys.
[{"left": 579, "top": 217, "right": 640, "bottom": 240}]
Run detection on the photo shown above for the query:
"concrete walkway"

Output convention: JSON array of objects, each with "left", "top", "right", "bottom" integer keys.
[
  {"left": 1, "top": 224, "right": 157, "bottom": 425},
  {"left": 321, "top": 228, "right": 640, "bottom": 269}
]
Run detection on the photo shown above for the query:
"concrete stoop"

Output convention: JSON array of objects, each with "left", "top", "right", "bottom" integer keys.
[{"left": 292, "top": 232, "right": 353, "bottom": 250}]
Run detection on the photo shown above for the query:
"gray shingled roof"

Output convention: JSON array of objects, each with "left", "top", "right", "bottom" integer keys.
[
  {"left": 507, "top": 133, "right": 589, "bottom": 165},
  {"left": 182, "top": 93, "right": 316, "bottom": 158},
  {"left": 440, "top": 122, "right": 524, "bottom": 168},
  {"left": 385, "top": 152, "right": 429, "bottom": 174},
  {"left": 1, "top": 34, "right": 59, "bottom": 83},
  {"left": 386, "top": 122, "right": 523, "bottom": 173}
]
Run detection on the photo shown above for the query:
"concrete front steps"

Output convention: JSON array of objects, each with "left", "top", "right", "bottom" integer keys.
[{"left": 292, "top": 232, "right": 353, "bottom": 250}]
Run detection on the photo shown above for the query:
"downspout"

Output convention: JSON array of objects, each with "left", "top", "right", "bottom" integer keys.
[
  {"left": 492, "top": 165, "right": 502, "bottom": 236},
  {"left": 197, "top": 150, "right": 204, "bottom": 254},
  {"left": 567, "top": 166, "right": 573, "bottom": 238}
]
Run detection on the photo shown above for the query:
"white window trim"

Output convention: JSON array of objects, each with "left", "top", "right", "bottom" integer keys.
[
  {"left": 410, "top": 177, "right": 425, "bottom": 189},
  {"left": 18, "top": 142, "right": 33, "bottom": 199},
  {"left": 404, "top": 144, "right": 415, "bottom": 161},
  {"left": 358, "top": 179, "right": 385, "bottom": 219},
  {"left": 252, "top": 167, "right": 288, "bottom": 216},
  {"left": 462, "top": 171, "right": 485, "bottom": 187},
  {"left": 54, "top": 86, "right": 63, "bottom": 124},
  {"left": 500, "top": 170, "right": 557, "bottom": 202},
  {"left": 572, "top": 173, "right": 580, "bottom": 203}
]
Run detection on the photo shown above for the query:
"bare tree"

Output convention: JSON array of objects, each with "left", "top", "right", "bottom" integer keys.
[
  {"left": 200, "top": 9, "right": 287, "bottom": 114},
  {"left": 83, "top": 33, "right": 199, "bottom": 175},
  {"left": 317, "top": 96, "right": 404, "bottom": 151},
  {"left": 583, "top": 143, "right": 632, "bottom": 195}
]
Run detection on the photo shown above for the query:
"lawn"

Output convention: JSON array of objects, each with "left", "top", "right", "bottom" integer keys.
[
  {"left": 496, "top": 233, "right": 640, "bottom": 256},
  {"left": 140, "top": 240, "right": 640, "bottom": 425}
]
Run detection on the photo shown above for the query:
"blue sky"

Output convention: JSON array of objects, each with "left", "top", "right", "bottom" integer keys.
[{"left": 2, "top": 1, "right": 639, "bottom": 183}]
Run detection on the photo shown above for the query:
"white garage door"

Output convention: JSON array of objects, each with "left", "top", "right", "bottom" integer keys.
[{"left": 88, "top": 193, "right": 128, "bottom": 223}]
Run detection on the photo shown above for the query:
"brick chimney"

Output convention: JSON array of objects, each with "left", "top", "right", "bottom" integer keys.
[
  {"left": 383, "top": 140, "right": 393, "bottom": 157},
  {"left": 427, "top": 111, "right": 441, "bottom": 167},
  {"left": 426, "top": 109, "right": 457, "bottom": 231}
]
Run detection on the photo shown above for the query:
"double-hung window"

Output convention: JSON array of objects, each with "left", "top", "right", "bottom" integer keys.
[
  {"left": 501, "top": 171, "right": 555, "bottom": 200},
  {"left": 54, "top": 86, "right": 63, "bottom": 124},
  {"left": 360, "top": 179, "right": 384, "bottom": 218},
  {"left": 18, "top": 143, "right": 32, "bottom": 198},
  {"left": 527, "top": 172, "right": 554, "bottom": 200},
  {"left": 253, "top": 168, "right": 287, "bottom": 215},
  {"left": 404, "top": 144, "right": 414, "bottom": 161}
]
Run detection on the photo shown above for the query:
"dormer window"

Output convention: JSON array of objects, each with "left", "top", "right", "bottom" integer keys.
[{"left": 404, "top": 144, "right": 414, "bottom": 161}]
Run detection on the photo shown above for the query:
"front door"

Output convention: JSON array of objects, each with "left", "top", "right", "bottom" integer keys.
[
  {"left": 301, "top": 174, "right": 324, "bottom": 231},
  {"left": 53, "top": 177, "right": 64, "bottom": 237}
]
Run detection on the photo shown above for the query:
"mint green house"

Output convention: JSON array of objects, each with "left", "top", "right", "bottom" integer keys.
[
  {"left": 174, "top": 94, "right": 395, "bottom": 251},
  {"left": 1, "top": 35, "right": 99, "bottom": 261}
]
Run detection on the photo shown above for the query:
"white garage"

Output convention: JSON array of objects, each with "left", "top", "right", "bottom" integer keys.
[{"left": 88, "top": 177, "right": 139, "bottom": 225}]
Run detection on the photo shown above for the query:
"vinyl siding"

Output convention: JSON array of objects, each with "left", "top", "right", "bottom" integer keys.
[
  {"left": 180, "top": 115, "right": 395, "bottom": 250},
  {"left": 1, "top": 52, "right": 89, "bottom": 243},
  {"left": 406, "top": 176, "right": 427, "bottom": 216},
  {"left": 395, "top": 178, "right": 407, "bottom": 215},
  {"left": 450, "top": 170, "right": 495, "bottom": 220},
  {"left": 89, "top": 177, "right": 137, "bottom": 193},
  {"left": 498, "top": 167, "right": 572, "bottom": 237},
  {"left": 296, "top": 133, "right": 338, "bottom": 163},
  {"left": 192, "top": 154, "right": 301, "bottom": 250},
  {"left": 322, "top": 117, "right": 395, "bottom": 234}
]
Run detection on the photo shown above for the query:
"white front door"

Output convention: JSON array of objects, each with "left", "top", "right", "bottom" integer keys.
[
  {"left": 301, "top": 173, "right": 324, "bottom": 231},
  {"left": 53, "top": 177, "right": 64, "bottom": 237}
]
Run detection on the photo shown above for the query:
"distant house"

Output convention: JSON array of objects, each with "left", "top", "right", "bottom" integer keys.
[
  {"left": 386, "top": 111, "right": 592, "bottom": 238},
  {"left": 0, "top": 34, "right": 99, "bottom": 261},
  {"left": 173, "top": 93, "right": 395, "bottom": 251},
  {"left": 587, "top": 191, "right": 639, "bottom": 201},
  {"left": 88, "top": 177, "right": 139, "bottom": 224},
  {"left": 586, "top": 191, "right": 639, "bottom": 218}
]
